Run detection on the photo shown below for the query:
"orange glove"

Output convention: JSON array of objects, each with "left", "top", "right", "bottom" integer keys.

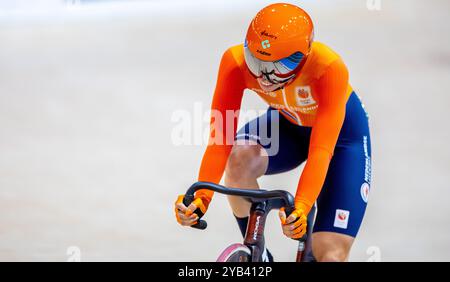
[
  {"left": 174, "top": 195, "right": 209, "bottom": 227},
  {"left": 279, "top": 208, "right": 307, "bottom": 239}
]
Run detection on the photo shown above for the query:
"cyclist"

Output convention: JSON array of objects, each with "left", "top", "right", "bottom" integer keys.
[{"left": 175, "top": 3, "right": 372, "bottom": 262}]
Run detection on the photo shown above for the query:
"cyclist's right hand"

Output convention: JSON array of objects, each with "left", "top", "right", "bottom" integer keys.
[{"left": 174, "top": 195, "right": 208, "bottom": 227}]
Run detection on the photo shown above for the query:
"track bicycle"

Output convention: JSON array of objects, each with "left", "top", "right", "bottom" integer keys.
[{"left": 183, "top": 181, "right": 317, "bottom": 262}]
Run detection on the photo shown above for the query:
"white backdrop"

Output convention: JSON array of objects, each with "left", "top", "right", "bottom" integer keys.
[{"left": 0, "top": 0, "right": 450, "bottom": 261}]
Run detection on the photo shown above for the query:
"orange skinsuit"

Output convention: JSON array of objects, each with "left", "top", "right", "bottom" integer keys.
[{"left": 196, "top": 42, "right": 352, "bottom": 214}]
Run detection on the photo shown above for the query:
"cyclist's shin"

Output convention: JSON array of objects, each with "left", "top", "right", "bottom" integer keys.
[{"left": 234, "top": 215, "right": 249, "bottom": 238}]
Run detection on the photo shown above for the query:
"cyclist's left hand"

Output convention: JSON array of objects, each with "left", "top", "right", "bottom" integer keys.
[{"left": 279, "top": 208, "right": 307, "bottom": 239}]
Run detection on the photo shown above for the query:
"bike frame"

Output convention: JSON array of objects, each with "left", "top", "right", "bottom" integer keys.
[
  {"left": 183, "top": 181, "right": 316, "bottom": 262},
  {"left": 244, "top": 201, "right": 269, "bottom": 262}
]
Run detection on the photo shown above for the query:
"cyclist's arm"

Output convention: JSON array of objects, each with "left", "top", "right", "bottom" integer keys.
[
  {"left": 195, "top": 49, "right": 246, "bottom": 205},
  {"left": 294, "top": 59, "right": 349, "bottom": 213}
]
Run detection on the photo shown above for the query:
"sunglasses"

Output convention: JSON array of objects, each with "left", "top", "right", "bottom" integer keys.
[{"left": 244, "top": 42, "right": 306, "bottom": 84}]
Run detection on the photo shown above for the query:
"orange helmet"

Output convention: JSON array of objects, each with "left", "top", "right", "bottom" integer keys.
[{"left": 245, "top": 3, "right": 314, "bottom": 62}]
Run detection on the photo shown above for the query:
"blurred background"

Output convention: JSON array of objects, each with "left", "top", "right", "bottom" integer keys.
[{"left": 0, "top": 0, "right": 449, "bottom": 261}]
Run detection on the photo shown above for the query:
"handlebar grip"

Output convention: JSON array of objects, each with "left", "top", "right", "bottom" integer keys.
[
  {"left": 295, "top": 234, "right": 308, "bottom": 242},
  {"left": 284, "top": 206, "right": 295, "bottom": 217},
  {"left": 182, "top": 194, "right": 207, "bottom": 230},
  {"left": 191, "top": 220, "right": 207, "bottom": 230},
  {"left": 284, "top": 206, "right": 307, "bottom": 242}
]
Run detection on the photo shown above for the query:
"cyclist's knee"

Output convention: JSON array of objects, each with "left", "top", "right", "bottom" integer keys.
[
  {"left": 317, "top": 249, "right": 348, "bottom": 262},
  {"left": 312, "top": 232, "right": 353, "bottom": 262},
  {"left": 225, "top": 144, "right": 268, "bottom": 181}
]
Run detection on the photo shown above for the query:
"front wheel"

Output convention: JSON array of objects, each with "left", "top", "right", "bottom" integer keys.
[{"left": 216, "top": 243, "right": 252, "bottom": 262}]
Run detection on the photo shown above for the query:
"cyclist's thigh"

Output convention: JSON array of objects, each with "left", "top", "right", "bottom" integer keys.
[
  {"left": 312, "top": 137, "right": 372, "bottom": 237},
  {"left": 235, "top": 108, "right": 311, "bottom": 175}
]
